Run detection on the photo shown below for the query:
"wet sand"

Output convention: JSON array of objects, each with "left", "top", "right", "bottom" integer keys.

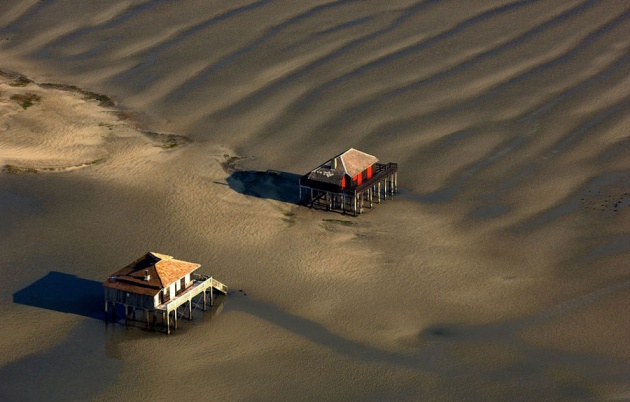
[{"left": 1, "top": 1, "right": 629, "bottom": 400}]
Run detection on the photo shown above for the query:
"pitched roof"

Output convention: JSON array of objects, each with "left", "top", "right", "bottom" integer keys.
[
  {"left": 102, "top": 252, "right": 201, "bottom": 296},
  {"left": 153, "top": 253, "right": 200, "bottom": 287},
  {"left": 306, "top": 148, "right": 378, "bottom": 184},
  {"left": 336, "top": 148, "right": 378, "bottom": 177}
]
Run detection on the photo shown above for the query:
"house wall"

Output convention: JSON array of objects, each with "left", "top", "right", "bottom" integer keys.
[
  {"left": 162, "top": 284, "right": 176, "bottom": 300},
  {"left": 105, "top": 271, "right": 199, "bottom": 310},
  {"left": 351, "top": 163, "right": 376, "bottom": 186},
  {"left": 104, "top": 288, "right": 155, "bottom": 309},
  {"left": 174, "top": 274, "right": 193, "bottom": 294}
]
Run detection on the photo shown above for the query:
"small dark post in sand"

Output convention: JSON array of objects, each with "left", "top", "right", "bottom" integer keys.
[
  {"left": 299, "top": 148, "right": 398, "bottom": 216},
  {"left": 102, "top": 252, "right": 227, "bottom": 334}
]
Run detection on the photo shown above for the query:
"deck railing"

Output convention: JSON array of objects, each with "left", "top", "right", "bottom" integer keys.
[
  {"left": 157, "top": 275, "right": 227, "bottom": 313},
  {"left": 348, "top": 162, "right": 398, "bottom": 193}
]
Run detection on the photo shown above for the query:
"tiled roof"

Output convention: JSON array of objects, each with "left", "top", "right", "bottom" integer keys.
[
  {"left": 154, "top": 255, "right": 200, "bottom": 288},
  {"left": 103, "top": 252, "right": 201, "bottom": 296}
]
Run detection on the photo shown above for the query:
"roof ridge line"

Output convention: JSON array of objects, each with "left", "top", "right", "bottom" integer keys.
[
  {"left": 338, "top": 155, "right": 348, "bottom": 175},
  {"left": 154, "top": 260, "right": 165, "bottom": 288}
]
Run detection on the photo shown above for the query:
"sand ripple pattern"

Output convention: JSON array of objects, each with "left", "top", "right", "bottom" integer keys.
[
  {"left": 0, "top": 0, "right": 627, "bottom": 235},
  {"left": 1, "top": 1, "right": 630, "bottom": 399}
]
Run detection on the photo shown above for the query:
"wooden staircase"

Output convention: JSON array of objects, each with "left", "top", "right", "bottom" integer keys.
[{"left": 210, "top": 278, "right": 228, "bottom": 295}]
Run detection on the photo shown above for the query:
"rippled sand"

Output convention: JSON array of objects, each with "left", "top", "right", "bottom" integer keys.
[{"left": 1, "top": 1, "right": 629, "bottom": 400}]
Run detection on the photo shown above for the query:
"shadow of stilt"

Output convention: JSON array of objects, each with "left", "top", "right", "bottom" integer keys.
[
  {"left": 13, "top": 271, "right": 103, "bottom": 320},
  {"left": 226, "top": 170, "right": 300, "bottom": 204}
]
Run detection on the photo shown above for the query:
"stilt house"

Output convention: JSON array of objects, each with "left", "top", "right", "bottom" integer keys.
[
  {"left": 299, "top": 148, "right": 398, "bottom": 215},
  {"left": 103, "top": 252, "right": 227, "bottom": 333}
]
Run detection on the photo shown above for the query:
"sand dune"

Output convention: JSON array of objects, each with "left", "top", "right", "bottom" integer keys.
[{"left": 1, "top": 1, "right": 629, "bottom": 400}]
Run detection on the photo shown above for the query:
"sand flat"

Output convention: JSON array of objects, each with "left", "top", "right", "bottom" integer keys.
[{"left": 1, "top": 1, "right": 629, "bottom": 400}]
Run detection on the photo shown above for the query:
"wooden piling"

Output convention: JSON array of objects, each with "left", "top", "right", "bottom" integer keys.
[
  {"left": 384, "top": 178, "right": 388, "bottom": 200},
  {"left": 360, "top": 192, "right": 364, "bottom": 214}
]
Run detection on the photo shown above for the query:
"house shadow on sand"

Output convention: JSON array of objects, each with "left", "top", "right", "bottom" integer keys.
[
  {"left": 226, "top": 170, "right": 301, "bottom": 204},
  {"left": 13, "top": 271, "right": 104, "bottom": 320}
]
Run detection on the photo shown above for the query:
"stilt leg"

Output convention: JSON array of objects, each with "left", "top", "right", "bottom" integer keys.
[{"left": 360, "top": 192, "right": 364, "bottom": 214}]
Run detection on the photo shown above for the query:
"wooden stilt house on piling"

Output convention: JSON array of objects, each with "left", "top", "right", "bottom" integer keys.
[
  {"left": 299, "top": 148, "right": 398, "bottom": 216},
  {"left": 103, "top": 252, "right": 227, "bottom": 334}
]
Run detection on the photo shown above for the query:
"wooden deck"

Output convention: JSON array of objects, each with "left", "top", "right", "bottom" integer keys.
[
  {"left": 155, "top": 275, "right": 228, "bottom": 333},
  {"left": 351, "top": 162, "right": 397, "bottom": 193}
]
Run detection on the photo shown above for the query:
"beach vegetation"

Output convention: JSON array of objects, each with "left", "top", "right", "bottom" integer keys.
[
  {"left": 221, "top": 154, "right": 247, "bottom": 173},
  {"left": 98, "top": 122, "right": 114, "bottom": 130},
  {"left": 143, "top": 132, "right": 190, "bottom": 149},
  {"left": 3, "top": 164, "right": 38, "bottom": 174},
  {"left": 10, "top": 76, "right": 32, "bottom": 87},
  {"left": 160, "top": 139, "right": 180, "bottom": 149},
  {"left": 282, "top": 210, "right": 296, "bottom": 225},
  {"left": 83, "top": 91, "right": 114, "bottom": 107},
  {"left": 41, "top": 82, "right": 115, "bottom": 107},
  {"left": 322, "top": 219, "right": 354, "bottom": 226},
  {"left": 10, "top": 93, "right": 41, "bottom": 109},
  {"left": 86, "top": 158, "right": 106, "bottom": 166}
]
